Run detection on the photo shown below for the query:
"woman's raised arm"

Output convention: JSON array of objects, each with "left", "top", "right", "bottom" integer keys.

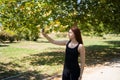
[{"left": 42, "top": 29, "right": 68, "bottom": 46}]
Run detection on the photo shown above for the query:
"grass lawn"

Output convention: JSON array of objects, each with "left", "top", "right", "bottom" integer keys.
[{"left": 0, "top": 35, "right": 120, "bottom": 80}]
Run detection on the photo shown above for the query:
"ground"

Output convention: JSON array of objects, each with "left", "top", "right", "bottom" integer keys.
[{"left": 82, "top": 59, "right": 120, "bottom": 80}]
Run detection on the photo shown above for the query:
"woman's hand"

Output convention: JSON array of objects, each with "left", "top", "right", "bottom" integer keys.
[{"left": 42, "top": 28, "right": 45, "bottom": 35}]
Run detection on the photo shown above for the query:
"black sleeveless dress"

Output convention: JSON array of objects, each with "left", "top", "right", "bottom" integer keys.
[{"left": 62, "top": 41, "right": 80, "bottom": 80}]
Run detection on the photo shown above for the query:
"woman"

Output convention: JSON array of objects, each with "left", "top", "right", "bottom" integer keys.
[{"left": 42, "top": 26, "right": 85, "bottom": 80}]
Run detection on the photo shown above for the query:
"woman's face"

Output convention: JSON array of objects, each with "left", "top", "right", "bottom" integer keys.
[{"left": 68, "top": 29, "right": 75, "bottom": 40}]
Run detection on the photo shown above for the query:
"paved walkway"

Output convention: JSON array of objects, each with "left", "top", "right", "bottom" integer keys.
[{"left": 83, "top": 63, "right": 120, "bottom": 80}]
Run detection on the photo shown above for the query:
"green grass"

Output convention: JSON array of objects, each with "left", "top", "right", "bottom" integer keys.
[
  {"left": 0, "top": 36, "right": 120, "bottom": 80},
  {"left": 0, "top": 47, "right": 38, "bottom": 58}
]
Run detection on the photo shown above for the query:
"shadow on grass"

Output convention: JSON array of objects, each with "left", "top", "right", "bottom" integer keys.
[
  {"left": 0, "top": 44, "right": 9, "bottom": 47},
  {"left": 31, "top": 52, "right": 64, "bottom": 66},
  {"left": 0, "top": 41, "right": 21, "bottom": 47},
  {"left": 22, "top": 50, "right": 65, "bottom": 66},
  {"left": 104, "top": 40, "right": 120, "bottom": 47},
  {"left": 85, "top": 45, "right": 120, "bottom": 66},
  {"left": 0, "top": 62, "right": 21, "bottom": 79},
  {"left": 0, "top": 62, "right": 45, "bottom": 80}
]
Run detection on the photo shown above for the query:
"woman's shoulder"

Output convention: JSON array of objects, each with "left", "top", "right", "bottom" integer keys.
[
  {"left": 78, "top": 44, "right": 84, "bottom": 50},
  {"left": 78, "top": 44, "right": 85, "bottom": 53}
]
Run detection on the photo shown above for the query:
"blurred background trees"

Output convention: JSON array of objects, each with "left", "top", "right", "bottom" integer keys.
[{"left": 0, "top": 0, "right": 119, "bottom": 42}]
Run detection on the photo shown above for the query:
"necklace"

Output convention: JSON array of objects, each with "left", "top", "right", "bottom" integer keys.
[{"left": 69, "top": 42, "right": 78, "bottom": 48}]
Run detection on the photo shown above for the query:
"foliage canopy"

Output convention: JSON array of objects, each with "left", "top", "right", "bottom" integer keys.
[{"left": 0, "top": 0, "right": 119, "bottom": 40}]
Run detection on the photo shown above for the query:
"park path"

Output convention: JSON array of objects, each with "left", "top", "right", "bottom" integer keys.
[
  {"left": 53, "top": 59, "right": 120, "bottom": 80},
  {"left": 82, "top": 62, "right": 120, "bottom": 80}
]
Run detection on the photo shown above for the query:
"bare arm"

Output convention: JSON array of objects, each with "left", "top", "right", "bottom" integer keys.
[
  {"left": 42, "top": 30, "right": 68, "bottom": 46},
  {"left": 78, "top": 44, "right": 85, "bottom": 80}
]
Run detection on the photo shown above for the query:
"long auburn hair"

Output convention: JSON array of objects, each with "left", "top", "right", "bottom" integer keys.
[{"left": 70, "top": 26, "right": 83, "bottom": 44}]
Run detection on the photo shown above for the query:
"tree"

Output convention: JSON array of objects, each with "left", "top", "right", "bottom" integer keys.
[
  {"left": 48, "top": 0, "right": 120, "bottom": 35},
  {"left": 0, "top": 0, "right": 42, "bottom": 40},
  {"left": 0, "top": 0, "right": 119, "bottom": 41}
]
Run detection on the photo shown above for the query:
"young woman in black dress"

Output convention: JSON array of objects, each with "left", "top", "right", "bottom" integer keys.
[{"left": 42, "top": 26, "right": 85, "bottom": 80}]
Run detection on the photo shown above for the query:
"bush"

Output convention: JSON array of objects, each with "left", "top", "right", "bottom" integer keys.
[
  {"left": 0, "top": 30, "right": 17, "bottom": 43},
  {"left": 0, "top": 31, "right": 8, "bottom": 41}
]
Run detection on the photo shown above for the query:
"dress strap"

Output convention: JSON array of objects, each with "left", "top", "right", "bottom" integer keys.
[{"left": 66, "top": 40, "right": 71, "bottom": 46}]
